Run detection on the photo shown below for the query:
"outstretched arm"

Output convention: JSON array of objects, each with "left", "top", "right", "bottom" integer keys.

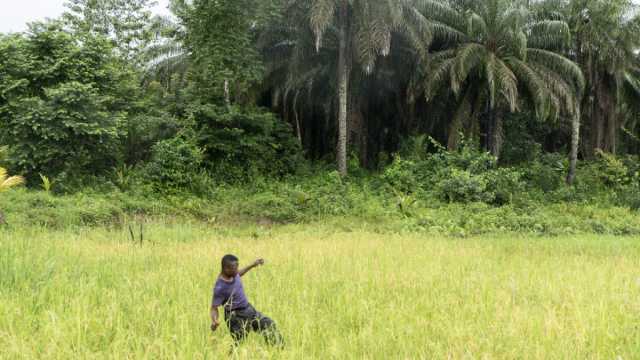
[{"left": 239, "top": 259, "right": 264, "bottom": 277}]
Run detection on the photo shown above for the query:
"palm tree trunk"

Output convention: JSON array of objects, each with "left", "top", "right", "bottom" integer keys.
[
  {"left": 489, "top": 110, "right": 504, "bottom": 159},
  {"left": 447, "top": 118, "right": 461, "bottom": 151},
  {"left": 607, "top": 109, "right": 618, "bottom": 154},
  {"left": 593, "top": 74, "right": 607, "bottom": 153},
  {"left": 293, "top": 92, "right": 302, "bottom": 144},
  {"left": 336, "top": 0, "right": 349, "bottom": 177},
  {"left": 224, "top": 79, "right": 230, "bottom": 107},
  {"left": 567, "top": 108, "right": 581, "bottom": 185}
]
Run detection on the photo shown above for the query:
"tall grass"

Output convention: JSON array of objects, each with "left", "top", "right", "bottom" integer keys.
[
  {"left": 3, "top": 188, "right": 640, "bottom": 237},
  {"left": 1, "top": 223, "right": 639, "bottom": 358}
]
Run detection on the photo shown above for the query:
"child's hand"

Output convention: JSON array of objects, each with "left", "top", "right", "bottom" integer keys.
[
  {"left": 254, "top": 258, "right": 265, "bottom": 266},
  {"left": 210, "top": 320, "right": 220, "bottom": 332}
]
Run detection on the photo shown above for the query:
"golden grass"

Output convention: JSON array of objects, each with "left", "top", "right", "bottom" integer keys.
[{"left": 1, "top": 223, "right": 639, "bottom": 359}]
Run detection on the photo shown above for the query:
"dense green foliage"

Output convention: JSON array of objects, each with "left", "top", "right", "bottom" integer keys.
[
  {"left": 64, "top": 0, "right": 156, "bottom": 64},
  {"left": 2, "top": 2, "right": 639, "bottom": 357},
  {"left": 2, "top": 150, "right": 639, "bottom": 236},
  {"left": 181, "top": 0, "right": 265, "bottom": 104},
  {"left": 144, "top": 135, "right": 204, "bottom": 191},
  {"left": 191, "top": 104, "right": 302, "bottom": 182},
  {"left": 0, "top": 23, "right": 131, "bottom": 180},
  {"left": 0, "top": 0, "right": 638, "bottom": 232}
]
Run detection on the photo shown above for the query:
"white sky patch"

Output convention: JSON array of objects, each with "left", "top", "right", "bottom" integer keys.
[{"left": 0, "top": 0, "right": 172, "bottom": 33}]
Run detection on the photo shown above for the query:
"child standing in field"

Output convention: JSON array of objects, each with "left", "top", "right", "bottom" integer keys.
[{"left": 210, "top": 254, "right": 284, "bottom": 347}]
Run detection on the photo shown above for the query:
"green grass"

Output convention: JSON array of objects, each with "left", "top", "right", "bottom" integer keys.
[{"left": 1, "top": 223, "right": 640, "bottom": 359}]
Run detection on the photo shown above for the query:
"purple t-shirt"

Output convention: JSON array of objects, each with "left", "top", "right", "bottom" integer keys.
[{"left": 211, "top": 274, "right": 249, "bottom": 310}]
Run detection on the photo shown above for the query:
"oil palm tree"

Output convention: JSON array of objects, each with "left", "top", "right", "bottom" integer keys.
[
  {"left": 263, "top": 0, "right": 441, "bottom": 176},
  {"left": 532, "top": 0, "right": 640, "bottom": 182},
  {"left": 141, "top": 0, "right": 192, "bottom": 93},
  {"left": 419, "top": 0, "right": 584, "bottom": 163},
  {"left": 142, "top": 14, "right": 190, "bottom": 91},
  {"left": 568, "top": 0, "right": 640, "bottom": 156}
]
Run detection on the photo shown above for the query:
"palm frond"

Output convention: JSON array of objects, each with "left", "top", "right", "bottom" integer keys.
[
  {"left": 0, "top": 167, "right": 25, "bottom": 192},
  {"left": 493, "top": 57, "right": 519, "bottom": 111},
  {"left": 527, "top": 48, "right": 585, "bottom": 95},
  {"left": 452, "top": 43, "right": 486, "bottom": 94},
  {"left": 527, "top": 20, "right": 571, "bottom": 50},
  {"left": 413, "top": 0, "right": 466, "bottom": 32},
  {"left": 425, "top": 57, "right": 456, "bottom": 101},
  {"left": 485, "top": 52, "right": 497, "bottom": 108},
  {"left": 310, "top": 0, "right": 336, "bottom": 51},
  {"left": 508, "top": 58, "right": 550, "bottom": 118},
  {"left": 467, "top": 11, "right": 488, "bottom": 40}
]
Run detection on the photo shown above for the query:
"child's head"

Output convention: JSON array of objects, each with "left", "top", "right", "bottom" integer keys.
[{"left": 221, "top": 254, "right": 239, "bottom": 277}]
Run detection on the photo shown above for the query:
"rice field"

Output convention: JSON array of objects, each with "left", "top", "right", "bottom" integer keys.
[{"left": 1, "top": 223, "right": 639, "bottom": 359}]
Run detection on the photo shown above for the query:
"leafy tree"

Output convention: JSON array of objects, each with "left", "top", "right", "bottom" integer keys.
[
  {"left": 0, "top": 22, "right": 132, "bottom": 180},
  {"left": 63, "top": 0, "right": 157, "bottom": 65},
  {"left": 180, "top": 0, "right": 267, "bottom": 105}
]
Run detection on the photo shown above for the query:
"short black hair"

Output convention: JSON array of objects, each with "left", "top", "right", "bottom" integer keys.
[{"left": 221, "top": 254, "right": 239, "bottom": 269}]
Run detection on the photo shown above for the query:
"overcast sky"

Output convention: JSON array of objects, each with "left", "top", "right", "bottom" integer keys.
[
  {"left": 2, "top": 0, "right": 640, "bottom": 34},
  {"left": 0, "top": 0, "right": 172, "bottom": 33}
]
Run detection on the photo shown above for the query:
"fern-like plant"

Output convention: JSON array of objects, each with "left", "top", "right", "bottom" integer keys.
[{"left": 39, "top": 174, "right": 53, "bottom": 193}]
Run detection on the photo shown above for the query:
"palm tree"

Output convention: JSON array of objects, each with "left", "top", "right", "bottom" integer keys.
[
  {"left": 0, "top": 167, "right": 25, "bottom": 225},
  {"left": 142, "top": 15, "right": 189, "bottom": 91},
  {"left": 263, "top": 0, "right": 438, "bottom": 176},
  {"left": 569, "top": 0, "right": 640, "bottom": 156},
  {"left": 419, "top": 0, "right": 584, "bottom": 163},
  {"left": 532, "top": 0, "right": 640, "bottom": 182}
]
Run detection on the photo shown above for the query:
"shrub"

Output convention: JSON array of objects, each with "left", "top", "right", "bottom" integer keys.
[
  {"left": 594, "top": 150, "right": 631, "bottom": 188},
  {"left": 435, "top": 168, "right": 494, "bottom": 204},
  {"left": 615, "top": 185, "right": 640, "bottom": 211},
  {"left": 190, "top": 104, "right": 302, "bottom": 182},
  {"left": 382, "top": 141, "right": 524, "bottom": 205},
  {"left": 145, "top": 136, "right": 204, "bottom": 191},
  {"left": 380, "top": 156, "right": 419, "bottom": 194},
  {"left": 521, "top": 153, "right": 566, "bottom": 192},
  {"left": 484, "top": 168, "right": 525, "bottom": 205}
]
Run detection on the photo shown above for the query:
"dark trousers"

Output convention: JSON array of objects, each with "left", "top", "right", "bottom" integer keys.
[{"left": 224, "top": 304, "right": 284, "bottom": 346}]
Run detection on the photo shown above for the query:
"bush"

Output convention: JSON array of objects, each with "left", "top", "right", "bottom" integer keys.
[
  {"left": 382, "top": 140, "right": 524, "bottom": 206},
  {"left": 380, "top": 156, "right": 419, "bottom": 194},
  {"left": 435, "top": 169, "right": 494, "bottom": 203},
  {"left": 190, "top": 104, "right": 302, "bottom": 182},
  {"left": 615, "top": 185, "right": 640, "bottom": 211},
  {"left": 2, "top": 171, "right": 640, "bottom": 236},
  {"left": 485, "top": 168, "right": 526, "bottom": 205},
  {"left": 145, "top": 136, "right": 205, "bottom": 192},
  {"left": 593, "top": 150, "right": 631, "bottom": 189},
  {"left": 521, "top": 153, "right": 566, "bottom": 193}
]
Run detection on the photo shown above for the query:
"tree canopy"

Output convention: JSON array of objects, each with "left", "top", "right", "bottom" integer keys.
[{"left": 0, "top": 0, "right": 639, "bottom": 187}]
